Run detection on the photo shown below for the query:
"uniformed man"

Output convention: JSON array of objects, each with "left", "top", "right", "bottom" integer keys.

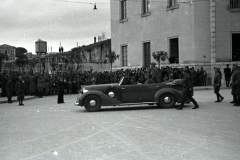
[
  {"left": 15, "top": 76, "right": 26, "bottom": 106},
  {"left": 176, "top": 67, "right": 199, "bottom": 110},
  {"left": 230, "top": 64, "right": 240, "bottom": 106},
  {"left": 6, "top": 78, "right": 14, "bottom": 103},
  {"left": 213, "top": 68, "right": 224, "bottom": 102},
  {"left": 150, "top": 62, "right": 160, "bottom": 83},
  {"left": 224, "top": 64, "right": 232, "bottom": 87}
]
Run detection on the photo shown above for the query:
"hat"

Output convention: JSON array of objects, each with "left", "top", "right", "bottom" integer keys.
[
  {"left": 226, "top": 64, "right": 229, "bottom": 66},
  {"left": 150, "top": 62, "right": 156, "bottom": 66}
]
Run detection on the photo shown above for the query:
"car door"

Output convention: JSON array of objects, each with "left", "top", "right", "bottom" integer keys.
[
  {"left": 118, "top": 84, "right": 142, "bottom": 103},
  {"left": 141, "top": 83, "right": 164, "bottom": 102}
]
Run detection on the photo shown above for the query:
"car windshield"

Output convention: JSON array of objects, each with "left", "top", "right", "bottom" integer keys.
[{"left": 118, "top": 77, "right": 124, "bottom": 85}]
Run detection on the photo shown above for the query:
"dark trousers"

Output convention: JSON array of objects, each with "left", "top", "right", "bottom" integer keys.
[
  {"left": 180, "top": 92, "right": 198, "bottom": 107},
  {"left": 225, "top": 77, "right": 230, "bottom": 87},
  {"left": 57, "top": 91, "right": 64, "bottom": 103},
  {"left": 214, "top": 86, "right": 223, "bottom": 101}
]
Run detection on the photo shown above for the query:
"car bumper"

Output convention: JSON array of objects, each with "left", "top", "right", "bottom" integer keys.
[{"left": 75, "top": 93, "right": 82, "bottom": 106}]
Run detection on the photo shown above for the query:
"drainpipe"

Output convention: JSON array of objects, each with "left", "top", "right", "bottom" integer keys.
[{"left": 210, "top": 0, "right": 216, "bottom": 85}]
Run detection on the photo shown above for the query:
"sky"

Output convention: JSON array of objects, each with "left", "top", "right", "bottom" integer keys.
[{"left": 0, "top": 0, "right": 111, "bottom": 54}]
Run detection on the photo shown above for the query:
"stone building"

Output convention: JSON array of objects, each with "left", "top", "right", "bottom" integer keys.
[
  {"left": 110, "top": 0, "right": 240, "bottom": 82},
  {"left": 0, "top": 44, "right": 16, "bottom": 61}
]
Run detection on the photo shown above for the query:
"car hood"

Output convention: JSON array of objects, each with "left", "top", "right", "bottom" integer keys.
[{"left": 82, "top": 83, "right": 119, "bottom": 90}]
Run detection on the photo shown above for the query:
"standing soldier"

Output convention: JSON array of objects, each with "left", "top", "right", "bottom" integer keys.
[
  {"left": 230, "top": 64, "right": 240, "bottom": 106},
  {"left": 150, "top": 62, "right": 160, "bottom": 83},
  {"left": 37, "top": 76, "right": 45, "bottom": 98},
  {"left": 224, "top": 64, "right": 232, "bottom": 87},
  {"left": 57, "top": 78, "right": 65, "bottom": 104},
  {"left": 213, "top": 68, "right": 224, "bottom": 102},
  {"left": 15, "top": 76, "right": 26, "bottom": 106},
  {"left": 49, "top": 78, "right": 53, "bottom": 95},
  {"left": 176, "top": 67, "right": 199, "bottom": 110},
  {"left": 28, "top": 73, "right": 36, "bottom": 96},
  {"left": 45, "top": 78, "right": 49, "bottom": 96},
  {"left": 6, "top": 78, "right": 14, "bottom": 103}
]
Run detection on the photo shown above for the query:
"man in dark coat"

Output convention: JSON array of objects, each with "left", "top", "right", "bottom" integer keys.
[
  {"left": 15, "top": 76, "right": 26, "bottom": 106},
  {"left": 150, "top": 62, "right": 160, "bottom": 83},
  {"left": 37, "top": 76, "right": 45, "bottom": 98},
  {"left": 6, "top": 78, "right": 14, "bottom": 103},
  {"left": 230, "top": 64, "right": 240, "bottom": 106},
  {"left": 176, "top": 67, "right": 199, "bottom": 110},
  {"left": 224, "top": 64, "right": 232, "bottom": 87},
  {"left": 57, "top": 79, "right": 65, "bottom": 104},
  {"left": 213, "top": 68, "right": 224, "bottom": 102}
]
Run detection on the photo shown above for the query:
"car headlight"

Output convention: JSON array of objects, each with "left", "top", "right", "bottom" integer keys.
[{"left": 83, "top": 89, "right": 88, "bottom": 93}]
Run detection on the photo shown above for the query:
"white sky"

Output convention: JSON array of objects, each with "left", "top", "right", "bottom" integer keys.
[{"left": 0, "top": 0, "right": 111, "bottom": 54}]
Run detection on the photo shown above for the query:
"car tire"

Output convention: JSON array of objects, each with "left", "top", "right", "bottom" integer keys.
[
  {"left": 158, "top": 93, "right": 176, "bottom": 108},
  {"left": 84, "top": 95, "right": 101, "bottom": 112},
  {"left": 105, "top": 88, "right": 119, "bottom": 100}
]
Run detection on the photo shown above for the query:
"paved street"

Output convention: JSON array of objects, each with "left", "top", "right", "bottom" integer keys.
[{"left": 0, "top": 89, "right": 240, "bottom": 160}]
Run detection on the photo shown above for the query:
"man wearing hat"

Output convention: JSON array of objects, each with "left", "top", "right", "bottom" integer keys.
[
  {"left": 224, "top": 64, "right": 231, "bottom": 87},
  {"left": 213, "top": 68, "right": 224, "bottom": 102},
  {"left": 230, "top": 64, "right": 240, "bottom": 106},
  {"left": 176, "top": 67, "right": 199, "bottom": 110},
  {"left": 15, "top": 76, "right": 26, "bottom": 106},
  {"left": 150, "top": 62, "right": 160, "bottom": 83}
]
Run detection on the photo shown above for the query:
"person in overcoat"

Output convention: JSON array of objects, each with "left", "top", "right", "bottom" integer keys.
[
  {"left": 230, "top": 65, "right": 240, "bottom": 106},
  {"left": 6, "top": 78, "right": 14, "bottom": 103},
  {"left": 176, "top": 67, "right": 199, "bottom": 110},
  {"left": 15, "top": 76, "right": 26, "bottom": 106},
  {"left": 57, "top": 79, "right": 65, "bottom": 104},
  {"left": 150, "top": 62, "right": 160, "bottom": 83},
  {"left": 28, "top": 73, "right": 36, "bottom": 96},
  {"left": 213, "top": 68, "right": 224, "bottom": 102},
  {"left": 37, "top": 76, "right": 45, "bottom": 98}
]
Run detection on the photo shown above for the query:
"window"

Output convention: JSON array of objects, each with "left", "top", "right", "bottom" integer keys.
[
  {"left": 232, "top": 33, "right": 240, "bottom": 61},
  {"left": 167, "top": 0, "right": 179, "bottom": 10},
  {"left": 142, "top": 0, "right": 150, "bottom": 15},
  {"left": 120, "top": 0, "right": 127, "bottom": 21},
  {"left": 143, "top": 42, "right": 151, "bottom": 68},
  {"left": 169, "top": 38, "right": 179, "bottom": 64},
  {"left": 230, "top": 0, "right": 240, "bottom": 10},
  {"left": 121, "top": 45, "right": 128, "bottom": 66}
]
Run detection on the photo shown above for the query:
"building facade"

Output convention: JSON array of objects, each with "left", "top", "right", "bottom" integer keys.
[
  {"left": 110, "top": 0, "right": 240, "bottom": 81},
  {"left": 0, "top": 44, "right": 16, "bottom": 61}
]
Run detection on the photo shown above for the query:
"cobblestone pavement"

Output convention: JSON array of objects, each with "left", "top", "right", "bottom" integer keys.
[{"left": 0, "top": 89, "right": 240, "bottom": 160}]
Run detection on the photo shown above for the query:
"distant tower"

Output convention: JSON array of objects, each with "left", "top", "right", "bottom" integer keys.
[
  {"left": 59, "top": 42, "right": 64, "bottom": 53},
  {"left": 35, "top": 39, "right": 47, "bottom": 57}
]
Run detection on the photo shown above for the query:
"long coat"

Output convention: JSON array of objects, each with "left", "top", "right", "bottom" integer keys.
[
  {"left": 6, "top": 79, "right": 14, "bottom": 98},
  {"left": 213, "top": 72, "right": 222, "bottom": 93},
  {"left": 16, "top": 80, "right": 26, "bottom": 100}
]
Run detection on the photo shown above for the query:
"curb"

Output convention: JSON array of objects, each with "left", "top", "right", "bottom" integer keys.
[{"left": 193, "top": 86, "right": 230, "bottom": 91}]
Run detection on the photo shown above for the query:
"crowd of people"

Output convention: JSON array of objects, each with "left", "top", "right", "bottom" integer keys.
[
  {"left": 1, "top": 62, "right": 239, "bottom": 107},
  {"left": 0, "top": 65, "right": 209, "bottom": 105}
]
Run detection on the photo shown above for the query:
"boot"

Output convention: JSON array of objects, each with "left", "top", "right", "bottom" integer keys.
[{"left": 192, "top": 105, "right": 199, "bottom": 109}]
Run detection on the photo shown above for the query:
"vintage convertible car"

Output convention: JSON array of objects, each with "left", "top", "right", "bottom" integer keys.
[{"left": 75, "top": 77, "right": 185, "bottom": 112}]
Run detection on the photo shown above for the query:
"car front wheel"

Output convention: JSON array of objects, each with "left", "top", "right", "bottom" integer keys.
[
  {"left": 84, "top": 95, "right": 101, "bottom": 112},
  {"left": 158, "top": 93, "right": 176, "bottom": 108}
]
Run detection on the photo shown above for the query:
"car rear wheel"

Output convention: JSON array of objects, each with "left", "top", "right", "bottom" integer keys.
[
  {"left": 105, "top": 88, "right": 119, "bottom": 100},
  {"left": 84, "top": 95, "right": 101, "bottom": 112},
  {"left": 158, "top": 93, "right": 176, "bottom": 108}
]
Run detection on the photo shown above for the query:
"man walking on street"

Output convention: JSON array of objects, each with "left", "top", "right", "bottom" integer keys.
[{"left": 176, "top": 67, "right": 199, "bottom": 110}]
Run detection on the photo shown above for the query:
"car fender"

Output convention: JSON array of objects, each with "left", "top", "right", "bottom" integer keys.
[
  {"left": 154, "top": 88, "right": 183, "bottom": 103},
  {"left": 103, "top": 86, "right": 121, "bottom": 99},
  {"left": 79, "top": 91, "right": 122, "bottom": 106}
]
